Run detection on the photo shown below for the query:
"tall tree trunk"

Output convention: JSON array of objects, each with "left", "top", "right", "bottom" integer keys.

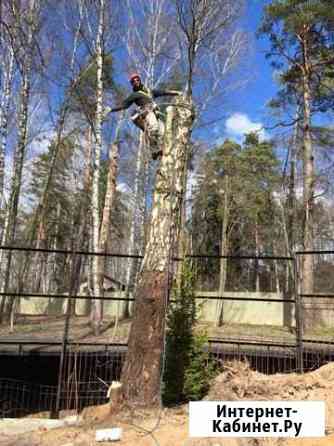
[
  {"left": 276, "top": 118, "right": 299, "bottom": 327},
  {"left": 285, "top": 118, "right": 298, "bottom": 327},
  {"left": 123, "top": 135, "right": 147, "bottom": 318},
  {"left": 35, "top": 110, "right": 67, "bottom": 244},
  {"left": 11, "top": 16, "right": 85, "bottom": 304},
  {"left": 97, "top": 119, "right": 123, "bottom": 318},
  {"left": 217, "top": 176, "right": 230, "bottom": 327},
  {"left": 0, "top": 211, "right": 9, "bottom": 322},
  {"left": 287, "top": 119, "right": 298, "bottom": 258},
  {"left": 98, "top": 142, "right": 118, "bottom": 251},
  {"left": 0, "top": 60, "right": 31, "bottom": 322},
  {"left": 301, "top": 33, "right": 315, "bottom": 331},
  {"left": 99, "top": 135, "right": 121, "bottom": 254},
  {"left": 75, "top": 135, "right": 93, "bottom": 317},
  {"left": 121, "top": 97, "right": 194, "bottom": 406},
  {"left": 0, "top": 48, "right": 14, "bottom": 212},
  {"left": 47, "top": 201, "right": 61, "bottom": 308},
  {"left": 176, "top": 144, "right": 191, "bottom": 287},
  {"left": 272, "top": 240, "right": 280, "bottom": 294},
  {"left": 254, "top": 220, "right": 260, "bottom": 292},
  {"left": 123, "top": 0, "right": 181, "bottom": 317},
  {"left": 90, "top": 0, "right": 105, "bottom": 335},
  {"left": 0, "top": 0, "right": 40, "bottom": 322}
]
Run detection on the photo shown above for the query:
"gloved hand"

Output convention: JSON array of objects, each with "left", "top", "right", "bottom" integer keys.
[{"left": 169, "top": 90, "right": 183, "bottom": 96}]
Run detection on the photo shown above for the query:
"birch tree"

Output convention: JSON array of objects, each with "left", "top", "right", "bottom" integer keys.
[
  {"left": 0, "top": 17, "right": 15, "bottom": 286},
  {"left": 6, "top": 0, "right": 90, "bottom": 322},
  {"left": 89, "top": 0, "right": 105, "bottom": 335},
  {"left": 121, "top": 0, "right": 246, "bottom": 404},
  {"left": 0, "top": 0, "right": 41, "bottom": 321},
  {"left": 174, "top": 0, "right": 245, "bottom": 103},
  {"left": 97, "top": 117, "right": 124, "bottom": 325},
  {"left": 122, "top": 0, "right": 182, "bottom": 315},
  {"left": 58, "top": 0, "right": 120, "bottom": 333},
  {"left": 0, "top": 42, "right": 14, "bottom": 212},
  {"left": 121, "top": 96, "right": 194, "bottom": 405}
]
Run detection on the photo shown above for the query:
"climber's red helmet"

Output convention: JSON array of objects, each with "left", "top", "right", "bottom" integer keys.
[{"left": 129, "top": 73, "right": 141, "bottom": 85}]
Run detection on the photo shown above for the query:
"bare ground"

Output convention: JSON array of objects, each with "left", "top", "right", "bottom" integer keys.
[
  {"left": 1, "top": 316, "right": 334, "bottom": 352},
  {"left": 2, "top": 361, "right": 334, "bottom": 446}
]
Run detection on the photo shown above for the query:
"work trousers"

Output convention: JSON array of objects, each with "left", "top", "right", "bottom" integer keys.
[{"left": 132, "top": 108, "right": 164, "bottom": 158}]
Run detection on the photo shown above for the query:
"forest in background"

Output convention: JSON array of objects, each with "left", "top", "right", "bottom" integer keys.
[{"left": 1, "top": 0, "right": 334, "bottom": 334}]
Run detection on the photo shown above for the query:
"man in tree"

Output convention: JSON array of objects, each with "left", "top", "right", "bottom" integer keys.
[{"left": 107, "top": 74, "right": 181, "bottom": 160}]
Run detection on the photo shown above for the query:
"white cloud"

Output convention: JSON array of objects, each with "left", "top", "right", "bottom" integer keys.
[{"left": 225, "top": 113, "right": 267, "bottom": 142}]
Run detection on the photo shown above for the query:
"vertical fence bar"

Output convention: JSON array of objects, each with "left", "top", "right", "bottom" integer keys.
[
  {"left": 294, "top": 254, "right": 303, "bottom": 373},
  {"left": 53, "top": 309, "right": 70, "bottom": 418}
]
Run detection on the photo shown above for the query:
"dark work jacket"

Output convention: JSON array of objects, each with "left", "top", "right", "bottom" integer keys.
[{"left": 110, "top": 86, "right": 179, "bottom": 112}]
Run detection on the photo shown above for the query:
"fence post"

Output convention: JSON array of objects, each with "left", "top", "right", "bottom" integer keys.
[
  {"left": 53, "top": 309, "right": 70, "bottom": 418},
  {"left": 294, "top": 254, "right": 303, "bottom": 373}
]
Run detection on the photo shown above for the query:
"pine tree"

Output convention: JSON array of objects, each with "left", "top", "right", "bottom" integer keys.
[
  {"left": 192, "top": 134, "right": 280, "bottom": 296},
  {"left": 259, "top": 0, "right": 334, "bottom": 329}
]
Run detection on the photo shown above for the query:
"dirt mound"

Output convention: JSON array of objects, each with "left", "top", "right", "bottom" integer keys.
[
  {"left": 207, "top": 361, "right": 333, "bottom": 402},
  {"left": 205, "top": 360, "right": 334, "bottom": 445}
]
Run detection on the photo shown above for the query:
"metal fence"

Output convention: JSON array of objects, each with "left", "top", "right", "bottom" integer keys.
[
  {"left": 1, "top": 246, "right": 334, "bottom": 418},
  {"left": 0, "top": 347, "right": 125, "bottom": 418}
]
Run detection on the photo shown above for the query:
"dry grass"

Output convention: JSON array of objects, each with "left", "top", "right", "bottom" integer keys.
[{"left": 0, "top": 315, "right": 333, "bottom": 354}]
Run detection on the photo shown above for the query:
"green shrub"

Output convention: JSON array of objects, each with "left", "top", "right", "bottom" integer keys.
[
  {"left": 162, "top": 260, "right": 216, "bottom": 405},
  {"left": 183, "top": 331, "right": 216, "bottom": 401}
]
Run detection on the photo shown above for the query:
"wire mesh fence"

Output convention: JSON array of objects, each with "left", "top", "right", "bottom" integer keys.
[
  {"left": 189, "top": 254, "right": 296, "bottom": 345},
  {"left": 208, "top": 340, "right": 297, "bottom": 375},
  {"left": 0, "top": 246, "right": 137, "bottom": 347},
  {"left": 296, "top": 251, "right": 334, "bottom": 343},
  {"left": 0, "top": 347, "right": 126, "bottom": 418},
  {"left": 58, "top": 347, "right": 125, "bottom": 414},
  {"left": 1, "top": 246, "right": 334, "bottom": 418},
  {"left": 0, "top": 378, "right": 57, "bottom": 418}
]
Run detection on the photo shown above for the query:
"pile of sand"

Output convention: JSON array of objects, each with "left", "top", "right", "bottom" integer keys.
[
  {"left": 209, "top": 361, "right": 332, "bottom": 401},
  {"left": 204, "top": 360, "right": 334, "bottom": 446}
]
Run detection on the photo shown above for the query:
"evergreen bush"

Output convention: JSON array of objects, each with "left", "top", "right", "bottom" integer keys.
[{"left": 162, "top": 260, "right": 216, "bottom": 405}]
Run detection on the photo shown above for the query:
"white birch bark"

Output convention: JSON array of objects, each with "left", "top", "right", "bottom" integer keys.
[
  {"left": 98, "top": 117, "right": 124, "bottom": 329},
  {"left": 123, "top": 0, "right": 184, "bottom": 321},
  {"left": 98, "top": 121, "right": 122, "bottom": 287},
  {"left": 142, "top": 101, "right": 194, "bottom": 271},
  {"left": 90, "top": 0, "right": 105, "bottom": 335},
  {"left": 123, "top": 134, "right": 146, "bottom": 318},
  {"left": 0, "top": 0, "right": 40, "bottom": 322},
  {"left": 99, "top": 119, "right": 123, "bottom": 254},
  {"left": 0, "top": 48, "right": 14, "bottom": 212},
  {"left": 123, "top": 0, "right": 180, "bottom": 303},
  {"left": 0, "top": 45, "right": 33, "bottom": 321},
  {"left": 121, "top": 96, "right": 194, "bottom": 405}
]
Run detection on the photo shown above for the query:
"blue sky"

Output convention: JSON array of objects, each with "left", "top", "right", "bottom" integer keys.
[
  {"left": 18, "top": 1, "right": 279, "bottom": 159},
  {"left": 222, "top": 0, "right": 277, "bottom": 143},
  {"left": 237, "top": 1, "right": 275, "bottom": 118}
]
